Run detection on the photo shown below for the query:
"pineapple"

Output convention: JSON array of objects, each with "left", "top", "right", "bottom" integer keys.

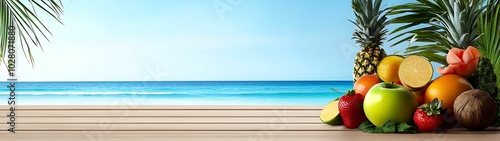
[
  {"left": 430, "top": 0, "right": 498, "bottom": 97},
  {"left": 350, "top": 0, "right": 388, "bottom": 82},
  {"left": 467, "top": 58, "right": 498, "bottom": 100}
]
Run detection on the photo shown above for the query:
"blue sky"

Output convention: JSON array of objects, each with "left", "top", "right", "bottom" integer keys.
[{"left": 13, "top": 0, "right": 419, "bottom": 81}]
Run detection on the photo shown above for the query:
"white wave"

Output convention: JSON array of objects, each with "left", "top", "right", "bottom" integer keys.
[
  {"left": 0, "top": 91, "right": 184, "bottom": 95},
  {"left": 0, "top": 91, "right": 328, "bottom": 95}
]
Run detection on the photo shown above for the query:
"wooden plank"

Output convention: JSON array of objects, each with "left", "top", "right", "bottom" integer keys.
[
  {"left": 0, "top": 123, "right": 343, "bottom": 131},
  {"left": 3, "top": 123, "right": 497, "bottom": 132},
  {"left": 0, "top": 105, "right": 324, "bottom": 110},
  {"left": 0, "top": 130, "right": 359, "bottom": 134},
  {"left": 1, "top": 105, "right": 499, "bottom": 141},
  {"left": 2, "top": 130, "right": 500, "bottom": 134},
  {"left": 0, "top": 109, "right": 320, "bottom": 117},
  {"left": 2, "top": 131, "right": 500, "bottom": 141},
  {"left": 1, "top": 123, "right": 498, "bottom": 132},
  {"left": 0, "top": 117, "right": 322, "bottom": 124}
]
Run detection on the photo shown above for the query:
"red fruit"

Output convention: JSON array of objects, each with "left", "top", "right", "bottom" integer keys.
[
  {"left": 338, "top": 90, "right": 367, "bottom": 129},
  {"left": 413, "top": 98, "right": 444, "bottom": 132}
]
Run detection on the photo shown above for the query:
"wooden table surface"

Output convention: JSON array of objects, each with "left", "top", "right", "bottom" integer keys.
[{"left": 1, "top": 105, "right": 499, "bottom": 141}]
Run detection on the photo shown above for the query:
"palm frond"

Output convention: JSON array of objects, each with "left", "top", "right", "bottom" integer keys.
[
  {"left": 477, "top": 0, "right": 500, "bottom": 89},
  {"left": 389, "top": 0, "right": 485, "bottom": 65},
  {"left": 388, "top": 0, "right": 448, "bottom": 64},
  {"left": 0, "top": 2, "right": 10, "bottom": 64},
  {"left": 0, "top": 0, "right": 63, "bottom": 67},
  {"left": 388, "top": 0, "right": 446, "bottom": 46}
]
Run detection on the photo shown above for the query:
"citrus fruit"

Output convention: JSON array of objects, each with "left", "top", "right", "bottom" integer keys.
[
  {"left": 320, "top": 100, "right": 343, "bottom": 125},
  {"left": 377, "top": 55, "right": 404, "bottom": 83},
  {"left": 398, "top": 55, "right": 433, "bottom": 90},
  {"left": 410, "top": 90, "right": 425, "bottom": 105},
  {"left": 353, "top": 75, "right": 380, "bottom": 96},
  {"left": 425, "top": 74, "right": 473, "bottom": 110},
  {"left": 410, "top": 83, "right": 428, "bottom": 105}
]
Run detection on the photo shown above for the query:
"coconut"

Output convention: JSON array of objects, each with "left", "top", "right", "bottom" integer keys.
[{"left": 453, "top": 89, "right": 497, "bottom": 130}]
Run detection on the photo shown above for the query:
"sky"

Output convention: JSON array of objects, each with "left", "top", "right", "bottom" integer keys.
[{"left": 8, "top": 0, "right": 419, "bottom": 81}]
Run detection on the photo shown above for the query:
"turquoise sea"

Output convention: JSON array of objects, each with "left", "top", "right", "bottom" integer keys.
[{"left": 0, "top": 81, "right": 353, "bottom": 105}]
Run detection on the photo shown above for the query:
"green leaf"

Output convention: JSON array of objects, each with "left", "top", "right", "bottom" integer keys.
[
  {"left": 372, "top": 127, "right": 384, "bottom": 133},
  {"left": 396, "top": 122, "right": 417, "bottom": 133},
  {"left": 357, "top": 120, "right": 417, "bottom": 134},
  {"left": 477, "top": 0, "right": 500, "bottom": 92},
  {"left": 357, "top": 120, "right": 378, "bottom": 133},
  {"left": 380, "top": 120, "right": 396, "bottom": 133},
  {"left": 333, "top": 97, "right": 340, "bottom": 101},
  {"left": 358, "top": 120, "right": 375, "bottom": 130},
  {"left": 329, "top": 88, "right": 343, "bottom": 100},
  {"left": 330, "top": 88, "right": 342, "bottom": 93},
  {"left": 0, "top": 0, "right": 64, "bottom": 67}
]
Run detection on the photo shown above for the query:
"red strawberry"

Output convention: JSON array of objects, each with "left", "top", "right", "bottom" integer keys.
[
  {"left": 413, "top": 98, "right": 445, "bottom": 132},
  {"left": 338, "top": 90, "right": 367, "bottom": 129}
]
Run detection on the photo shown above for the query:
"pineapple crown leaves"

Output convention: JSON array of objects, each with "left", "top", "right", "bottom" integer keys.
[
  {"left": 349, "top": 0, "right": 390, "bottom": 48},
  {"left": 419, "top": 98, "right": 445, "bottom": 116},
  {"left": 428, "top": 0, "right": 484, "bottom": 49}
]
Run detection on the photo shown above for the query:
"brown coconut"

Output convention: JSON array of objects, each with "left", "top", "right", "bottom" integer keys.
[{"left": 453, "top": 89, "right": 497, "bottom": 130}]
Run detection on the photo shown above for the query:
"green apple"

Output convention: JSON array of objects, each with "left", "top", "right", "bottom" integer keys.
[{"left": 364, "top": 82, "right": 418, "bottom": 127}]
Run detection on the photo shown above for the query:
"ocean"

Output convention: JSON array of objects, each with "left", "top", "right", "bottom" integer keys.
[{"left": 0, "top": 81, "right": 353, "bottom": 105}]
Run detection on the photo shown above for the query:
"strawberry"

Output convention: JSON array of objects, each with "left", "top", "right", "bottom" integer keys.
[
  {"left": 338, "top": 90, "right": 367, "bottom": 129},
  {"left": 413, "top": 98, "right": 445, "bottom": 132}
]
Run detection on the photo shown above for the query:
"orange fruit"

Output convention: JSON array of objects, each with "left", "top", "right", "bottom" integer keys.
[
  {"left": 398, "top": 55, "right": 433, "bottom": 90},
  {"left": 409, "top": 81, "right": 429, "bottom": 105},
  {"left": 377, "top": 55, "right": 404, "bottom": 83},
  {"left": 425, "top": 74, "right": 473, "bottom": 110},
  {"left": 354, "top": 75, "right": 380, "bottom": 96},
  {"left": 410, "top": 90, "right": 426, "bottom": 105}
]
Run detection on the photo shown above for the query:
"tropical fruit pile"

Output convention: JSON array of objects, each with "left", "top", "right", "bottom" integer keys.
[{"left": 320, "top": 0, "right": 500, "bottom": 133}]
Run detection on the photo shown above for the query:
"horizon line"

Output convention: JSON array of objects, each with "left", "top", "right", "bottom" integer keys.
[{"left": 0, "top": 80, "right": 353, "bottom": 82}]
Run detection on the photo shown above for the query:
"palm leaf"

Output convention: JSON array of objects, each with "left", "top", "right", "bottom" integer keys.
[
  {"left": 388, "top": 0, "right": 446, "bottom": 45},
  {"left": 477, "top": 0, "right": 500, "bottom": 89},
  {"left": 388, "top": 0, "right": 447, "bottom": 65},
  {"left": 0, "top": 0, "right": 63, "bottom": 67},
  {"left": 0, "top": 2, "right": 10, "bottom": 64},
  {"left": 389, "top": 0, "right": 485, "bottom": 65}
]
